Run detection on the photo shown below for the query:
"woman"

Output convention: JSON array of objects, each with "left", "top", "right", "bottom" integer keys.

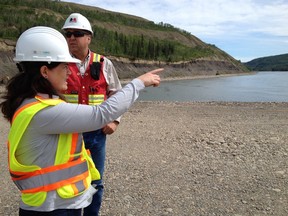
[{"left": 0, "top": 26, "right": 163, "bottom": 216}]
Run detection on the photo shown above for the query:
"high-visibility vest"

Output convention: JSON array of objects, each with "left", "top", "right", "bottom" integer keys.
[
  {"left": 63, "top": 52, "right": 108, "bottom": 105},
  {"left": 8, "top": 96, "right": 100, "bottom": 207}
]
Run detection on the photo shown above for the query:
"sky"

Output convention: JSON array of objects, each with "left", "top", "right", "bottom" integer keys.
[{"left": 62, "top": 0, "right": 288, "bottom": 62}]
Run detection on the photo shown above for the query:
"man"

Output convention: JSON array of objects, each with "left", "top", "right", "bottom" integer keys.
[{"left": 62, "top": 13, "right": 122, "bottom": 216}]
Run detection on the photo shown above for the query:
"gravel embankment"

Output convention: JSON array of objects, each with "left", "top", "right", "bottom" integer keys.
[{"left": 1, "top": 100, "right": 288, "bottom": 216}]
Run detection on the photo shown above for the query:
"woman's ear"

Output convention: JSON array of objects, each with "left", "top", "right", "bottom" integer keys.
[{"left": 40, "top": 65, "right": 49, "bottom": 79}]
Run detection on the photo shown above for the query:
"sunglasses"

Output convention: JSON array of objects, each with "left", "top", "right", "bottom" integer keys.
[{"left": 64, "top": 31, "right": 88, "bottom": 38}]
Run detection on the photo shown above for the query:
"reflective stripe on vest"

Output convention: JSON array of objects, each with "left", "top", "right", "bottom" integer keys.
[
  {"left": 64, "top": 94, "right": 105, "bottom": 105},
  {"left": 93, "top": 53, "right": 100, "bottom": 62},
  {"left": 8, "top": 97, "right": 93, "bottom": 194},
  {"left": 88, "top": 94, "right": 105, "bottom": 105},
  {"left": 12, "top": 159, "right": 88, "bottom": 193},
  {"left": 90, "top": 53, "right": 104, "bottom": 105},
  {"left": 64, "top": 52, "right": 105, "bottom": 105},
  {"left": 63, "top": 94, "right": 78, "bottom": 104}
]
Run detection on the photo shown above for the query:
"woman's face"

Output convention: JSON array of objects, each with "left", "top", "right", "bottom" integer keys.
[{"left": 41, "top": 63, "right": 71, "bottom": 92}]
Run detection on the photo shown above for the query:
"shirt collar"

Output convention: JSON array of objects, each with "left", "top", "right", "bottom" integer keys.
[
  {"left": 36, "top": 93, "right": 59, "bottom": 99},
  {"left": 71, "top": 50, "right": 91, "bottom": 65}
]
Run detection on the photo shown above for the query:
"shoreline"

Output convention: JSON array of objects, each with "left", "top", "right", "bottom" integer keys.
[
  {"left": 120, "top": 72, "right": 256, "bottom": 84},
  {"left": 0, "top": 71, "right": 258, "bottom": 88},
  {"left": 0, "top": 73, "right": 253, "bottom": 93}
]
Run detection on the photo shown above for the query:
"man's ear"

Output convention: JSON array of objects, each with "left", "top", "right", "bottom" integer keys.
[
  {"left": 40, "top": 65, "right": 49, "bottom": 79},
  {"left": 87, "top": 35, "right": 92, "bottom": 44}
]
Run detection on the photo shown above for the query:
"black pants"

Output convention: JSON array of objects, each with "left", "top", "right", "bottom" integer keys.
[{"left": 19, "top": 208, "right": 81, "bottom": 216}]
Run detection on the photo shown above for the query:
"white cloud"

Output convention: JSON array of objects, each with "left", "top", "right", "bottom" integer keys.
[{"left": 62, "top": 0, "right": 288, "bottom": 61}]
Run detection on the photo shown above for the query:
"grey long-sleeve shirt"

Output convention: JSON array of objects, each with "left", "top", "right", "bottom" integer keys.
[{"left": 17, "top": 78, "right": 144, "bottom": 211}]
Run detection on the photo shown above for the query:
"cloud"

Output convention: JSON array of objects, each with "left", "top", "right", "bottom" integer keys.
[{"left": 62, "top": 0, "right": 288, "bottom": 61}]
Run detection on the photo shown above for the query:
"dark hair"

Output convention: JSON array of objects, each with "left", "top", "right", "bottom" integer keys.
[{"left": 0, "top": 61, "right": 64, "bottom": 122}]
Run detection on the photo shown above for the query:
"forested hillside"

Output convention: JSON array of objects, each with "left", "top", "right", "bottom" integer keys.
[
  {"left": 244, "top": 54, "right": 288, "bottom": 71},
  {"left": 0, "top": 0, "right": 250, "bottom": 83}
]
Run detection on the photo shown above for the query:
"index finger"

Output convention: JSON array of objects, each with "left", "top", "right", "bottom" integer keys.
[{"left": 149, "top": 68, "right": 164, "bottom": 74}]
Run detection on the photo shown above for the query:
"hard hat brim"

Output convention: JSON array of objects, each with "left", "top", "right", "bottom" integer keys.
[{"left": 13, "top": 56, "right": 81, "bottom": 64}]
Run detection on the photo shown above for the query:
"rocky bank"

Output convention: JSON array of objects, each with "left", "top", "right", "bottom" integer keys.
[
  {"left": 108, "top": 56, "right": 248, "bottom": 80},
  {"left": 0, "top": 53, "right": 249, "bottom": 84}
]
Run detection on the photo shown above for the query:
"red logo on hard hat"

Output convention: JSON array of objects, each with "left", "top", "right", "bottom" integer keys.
[{"left": 69, "top": 18, "right": 77, "bottom": 23}]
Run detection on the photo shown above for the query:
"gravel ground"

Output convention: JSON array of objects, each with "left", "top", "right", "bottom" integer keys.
[{"left": 1, "top": 101, "right": 288, "bottom": 216}]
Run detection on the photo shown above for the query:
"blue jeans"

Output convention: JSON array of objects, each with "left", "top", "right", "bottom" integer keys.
[{"left": 83, "top": 129, "right": 106, "bottom": 216}]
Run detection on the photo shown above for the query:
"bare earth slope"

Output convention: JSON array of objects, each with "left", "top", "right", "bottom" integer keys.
[{"left": 1, "top": 101, "right": 287, "bottom": 215}]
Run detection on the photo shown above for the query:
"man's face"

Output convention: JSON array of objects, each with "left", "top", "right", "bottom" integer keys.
[{"left": 64, "top": 29, "right": 91, "bottom": 56}]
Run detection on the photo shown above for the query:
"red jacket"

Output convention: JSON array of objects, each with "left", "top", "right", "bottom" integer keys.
[{"left": 64, "top": 52, "right": 108, "bottom": 105}]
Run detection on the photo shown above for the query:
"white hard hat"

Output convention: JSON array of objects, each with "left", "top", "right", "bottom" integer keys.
[
  {"left": 13, "top": 26, "right": 80, "bottom": 63},
  {"left": 62, "top": 13, "right": 93, "bottom": 34}
]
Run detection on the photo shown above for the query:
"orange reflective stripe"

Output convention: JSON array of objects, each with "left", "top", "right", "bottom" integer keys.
[
  {"left": 14, "top": 161, "right": 88, "bottom": 192},
  {"left": 10, "top": 157, "right": 84, "bottom": 180},
  {"left": 8, "top": 96, "right": 94, "bottom": 200},
  {"left": 22, "top": 171, "right": 89, "bottom": 193},
  {"left": 69, "top": 133, "right": 79, "bottom": 162},
  {"left": 71, "top": 183, "right": 79, "bottom": 195},
  {"left": 12, "top": 101, "right": 39, "bottom": 123},
  {"left": 83, "top": 178, "right": 89, "bottom": 190},
  {"left": 86, "top": 149, "right": 91, "bottom": 156}
]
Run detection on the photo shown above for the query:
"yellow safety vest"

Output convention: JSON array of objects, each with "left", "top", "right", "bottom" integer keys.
[{"left": 8, "top": 96, "right": 100, "bottom": 206}]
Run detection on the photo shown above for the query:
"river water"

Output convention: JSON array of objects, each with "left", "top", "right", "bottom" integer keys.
[{"left": 138, "top": 72, "right": 288, "bottom": 102}]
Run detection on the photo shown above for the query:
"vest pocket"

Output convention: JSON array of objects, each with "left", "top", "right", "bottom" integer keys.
[
  {"left": 57, "top": 183, "right": 85, "bottom": 199},
  {"left": 22, "top": 191, "right": 47, "bottom": 206},
  {"left": 84, "top": 149, "right": 101, "bottom": 181}
]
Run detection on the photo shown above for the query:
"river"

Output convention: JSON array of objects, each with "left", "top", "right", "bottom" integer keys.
[{"left": 138, "top": 72, "right": 288, "bottom": 102}]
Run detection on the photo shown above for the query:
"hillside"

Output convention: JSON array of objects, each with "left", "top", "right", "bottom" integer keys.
[
  {"left": 244, "top": 54, "right": 288, "bottom": 71},
  {"left": 0, "top": 0, "right": 250, "bottom": 83}
]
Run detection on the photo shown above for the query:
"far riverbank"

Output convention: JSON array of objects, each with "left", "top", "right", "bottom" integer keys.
[{"left": 120, "top": 72, "right": 255, "bottom": 84}]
